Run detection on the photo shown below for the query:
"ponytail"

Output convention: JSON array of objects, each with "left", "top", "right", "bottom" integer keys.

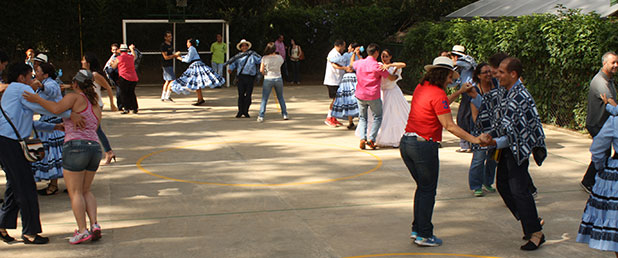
[{"left": 75, "top": 78, "right": 98, "bottom": 106}]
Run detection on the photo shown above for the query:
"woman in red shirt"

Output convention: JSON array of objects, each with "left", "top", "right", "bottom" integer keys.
[{"left": 401, "top": 56, "right": 488, "bottom": 247}]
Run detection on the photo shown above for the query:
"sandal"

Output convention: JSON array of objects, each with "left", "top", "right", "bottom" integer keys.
[{"left": 37, "top": 183, "right": 58, "bottom": 196}]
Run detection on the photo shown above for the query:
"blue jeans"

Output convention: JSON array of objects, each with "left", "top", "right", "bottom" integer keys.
[
  {"left": 211, "top": 62, "right": 224, "bottom": 76},
  {"left": 357, "top": 98, "right": 382, "bottom": 141},
  {"left": 259, "top": 77, "right": 287, "bottom": 117},
  {"left": 399, "top": 135, "right": 440, "bottom": 238},
  {"left": 468, "top": 150, "right": 496, "bottom": 190}
]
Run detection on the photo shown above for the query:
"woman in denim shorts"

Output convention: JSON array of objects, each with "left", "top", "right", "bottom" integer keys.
[{"left": 24, "top": 69, "right": 103, "bottom": 245}]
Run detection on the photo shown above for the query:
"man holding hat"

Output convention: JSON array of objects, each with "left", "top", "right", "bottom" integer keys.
[
  {"left": 449, "top": 45, "right": 477, "bottom": 153},
  {"left": 226, "top": 39, "right": 262, "bottom": 118},
  {"left": 110, "top": 44, "right": 139, "bottom": 114}
]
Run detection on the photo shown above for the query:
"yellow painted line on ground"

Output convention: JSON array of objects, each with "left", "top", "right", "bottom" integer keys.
[
  {"left": 136, "top": 140, "right": 382, "bottom": 187},
  {"left": 343, "top": 253, "right": 500, "bottom": 258}
]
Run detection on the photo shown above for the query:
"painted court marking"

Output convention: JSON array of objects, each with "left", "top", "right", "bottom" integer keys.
[
  {"left": 136, "top": 140, "right": 382, "bottom": 187},
  {"left": 343, "top": 253, "right": 500, "bottom": 258}
]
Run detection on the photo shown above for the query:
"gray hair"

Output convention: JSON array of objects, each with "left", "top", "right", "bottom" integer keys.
[{"left": 602, "top": 51, "right": 617, "bottom": 63}]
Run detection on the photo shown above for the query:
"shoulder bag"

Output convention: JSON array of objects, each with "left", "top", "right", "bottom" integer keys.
[{"left": 0, "top": 104, "right": 45, "bottom": 162}]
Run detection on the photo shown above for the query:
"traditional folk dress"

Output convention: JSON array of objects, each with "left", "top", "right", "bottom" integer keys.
[
  {"left": 32, "top": 77, "right": 64, "bottom": 181},
  {"left": 330, "top": 52, "right": 359, "bottom": 119},
  {"left": 171, "top": 46, "right": 225, "bottom": 95},
  {"left": 577, "top": 104, "right": 618, "bottom": 252},
  {"left": 374, "top": 66, "right": 409, "bottom": 147}
]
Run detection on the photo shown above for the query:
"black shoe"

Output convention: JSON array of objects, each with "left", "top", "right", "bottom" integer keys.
[
  {"left": 347, "top": 123, "right": 356, "bottom": 130},
  {"left": 1, "top": 231, "right": 15, "bottom": 243},
  {"left": 235, "top": 113, "right": 242, "bottom": 118},
  {"left": 132, "top": 109, "right": 138, "bottom": 114},
  {"left": 520, "top": 234, "right": 544, "bottom": 251},
  {"left": 243, "top": 113, "right": 250, "bottom": 118},
  {"left": 580, "top": 182, "right": 592, "bottom": 194},
  {"left": 523, "top": 218, "right": 544, "bottom": 240},
  {"left": 120, "top": 110, "right": 129, "bottom": 114},
  {"left": 167, "top": 97, "right": 174, "bottom": 102},
  {"left": 192, "top": 100, "right": 205, "bottom": 106},
  {"left": 22, "top": 234, "right": 49, "bottom": 245}
]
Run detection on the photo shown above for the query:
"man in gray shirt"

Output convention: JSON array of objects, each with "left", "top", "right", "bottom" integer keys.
[{"left": 582, "top": 51, "right": 618, "bottom": 193}]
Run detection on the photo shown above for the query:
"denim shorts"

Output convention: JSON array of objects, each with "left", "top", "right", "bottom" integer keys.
[
  {"left": 62, "top": 140, "right": 102, "bottom": 172},
  {"left": 162, "top": 66, "right": 176, "bottom": 81}
]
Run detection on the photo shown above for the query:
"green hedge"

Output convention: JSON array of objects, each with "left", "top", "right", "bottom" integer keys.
[{"left": 400, "top": 9, "right": 618, "bottom": 130}]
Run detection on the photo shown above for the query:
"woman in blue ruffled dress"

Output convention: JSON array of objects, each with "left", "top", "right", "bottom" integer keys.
[
  {"left": 577, "top": 94, "right": 618, "bottom": 257},
  {"left": 330, "top": 43, "right": 361, "bottom": 129},
  {"left": 171, "top": 38, "right": 225, "bottom": 105},
  {"left": 32, "top": 62, "right": 64, "bottom": 195}
]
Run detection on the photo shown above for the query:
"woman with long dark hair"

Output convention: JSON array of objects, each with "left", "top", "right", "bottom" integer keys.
[
  {"left": 83, "top": 53, "right": 117, "bottom": 165},
  {"left": 400, "top": 56, "right": 487, "bottom": 247},
  {"left": 32, "top": 62, "right": 65, "bottom": 195},
  {"left": 467, "top": 63, "right": 497, "bottom": 197},
  {"left": 171, "top": 38, "right": 225, "bottom": 106},
  {"left": 24, "top": 69, "right": 103, "bottom": 244},
  {"left": 374, "top": 49, "right": 408, "bottom": 147}
]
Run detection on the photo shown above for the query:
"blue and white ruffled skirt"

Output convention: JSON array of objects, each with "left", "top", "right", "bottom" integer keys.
[
  {"left": 577, "top": 158, "right": 618, "bottom": 252},
  {"left": 171, "top": 61, "right": 225, "bottom": 95},
  {"left": 331, "top": 73, "right": 359, "bottom": 119}
]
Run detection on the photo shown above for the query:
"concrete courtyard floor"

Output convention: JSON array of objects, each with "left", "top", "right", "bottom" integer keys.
[{"left": 0, "top": 84, "right": 608, "bottom": 257}]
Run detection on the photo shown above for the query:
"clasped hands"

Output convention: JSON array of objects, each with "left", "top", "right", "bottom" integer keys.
[
  {"left": 478, "top": 133, "right": 494, "bottom": 147},
  {"left": 601, "top": 93, "right": 617, "bottom": 107}
]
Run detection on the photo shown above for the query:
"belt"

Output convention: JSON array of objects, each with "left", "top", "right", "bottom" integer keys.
[{"left": 403, "top": 132, "right": 434, "bottom": 142}]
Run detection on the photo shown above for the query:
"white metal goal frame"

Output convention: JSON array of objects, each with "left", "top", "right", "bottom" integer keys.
[{"left": 122, "top": 19, "right": 230, "bottom": 87}]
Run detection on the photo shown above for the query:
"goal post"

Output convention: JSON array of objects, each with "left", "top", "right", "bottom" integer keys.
[{"left": 122, "top": 19, "right": 230, "bottom": 87}]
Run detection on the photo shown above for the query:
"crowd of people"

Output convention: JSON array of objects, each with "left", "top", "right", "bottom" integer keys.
[{"left": 0, "top": 31, "right": 617, "bottom": 257}]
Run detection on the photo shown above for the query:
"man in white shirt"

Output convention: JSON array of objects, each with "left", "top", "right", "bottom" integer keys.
[{"left": 323, "top": 39, "right": 348, "bottom": 127}]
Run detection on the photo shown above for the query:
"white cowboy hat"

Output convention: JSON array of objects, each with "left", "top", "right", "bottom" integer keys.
[
  {"left": 33, "top": 53, "right": 48, "bottom": 63},
  {"left": 236, "top": 39, "right": 252, "bottom": 50},
  {"left": 119, "top": 44, "right": 129, "bottom": 52},
  {"left": 424, "top": 56, "right": 460, "bottom": 79},
  {"left": 451, "top": 45, "right": 466, "bottom": 57}
]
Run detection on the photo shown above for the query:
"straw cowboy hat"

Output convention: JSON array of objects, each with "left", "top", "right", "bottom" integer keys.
[
  {"left": 236, "top": 39, "right": 252, "bottom": 50},
  {"left": 33, "top": 53, "right": 48, "bottom": 63},
  {"left": 424, "top": 56, "right": 460, "bottom": 79},
  {"left": 451, "top": 45, "right": 466, "bottom": 57}
]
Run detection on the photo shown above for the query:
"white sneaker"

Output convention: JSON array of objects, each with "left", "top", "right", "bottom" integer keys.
[
  {"left": 257, "top": 117, "right": 264, "bottom": 122},
  {"left": 283, "top": 114, "right": 289, "bottom": 120},
  {"left": 69, "top": 229, "right": 92, "bottom": 244}
]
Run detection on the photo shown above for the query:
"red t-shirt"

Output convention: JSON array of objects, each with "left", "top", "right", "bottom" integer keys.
[
  {"left": 404, "top": 81, "right": 451, "bottom": 142},
  {"left": 117, "top": 53, "right": 139, "bottom": 82}
]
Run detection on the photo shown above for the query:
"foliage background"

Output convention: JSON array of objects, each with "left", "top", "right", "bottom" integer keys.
[{"left": 399, "top": 8, "right": 618, "bottom": 130}]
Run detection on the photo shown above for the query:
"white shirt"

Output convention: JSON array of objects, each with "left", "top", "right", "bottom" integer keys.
[
  {"left": 380, "top": 65, "right": 402, "bottom": 90},
  {"left": 323, "top": 48, "right": 344, "bottom": 86},
  {"left": 262, "top": 55, "right": 284, "bottom": 79}
]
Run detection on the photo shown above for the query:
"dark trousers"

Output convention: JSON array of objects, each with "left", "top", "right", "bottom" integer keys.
[
  {"left": 496, "top": 149, "right": 542, "bottom": 235},
  {"left": 237, "top": 74, "right": 255, "bottom": 116},
  {"left": 115, "top": 83, "right": 123, "bottom": 110},
  {"left": 399, "top": 135, "right": 440, "bottom": 238},
  {"left": 289, "top": 60, "right": 300, "bottom": 83},
  {"left": 0, "top": 136, "right": 42, "bottom": 235},
  {"left": 582, "top": 129, "right": 610, "bottom": 187},
  {"left": 118, "top": 77, "right": 138, "bottom": 112}
]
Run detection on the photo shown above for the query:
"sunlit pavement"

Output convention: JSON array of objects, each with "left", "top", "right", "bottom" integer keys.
[{"left": 0, "top": 85, "right": 603, "bottom": 257}]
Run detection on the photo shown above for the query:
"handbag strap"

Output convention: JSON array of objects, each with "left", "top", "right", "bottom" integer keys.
[
  {"left": 0, "top": 103, "right": 24, "bottom": 140},
  {"left": 238, "top": 54, "right": 251, "bottom": 75}
]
